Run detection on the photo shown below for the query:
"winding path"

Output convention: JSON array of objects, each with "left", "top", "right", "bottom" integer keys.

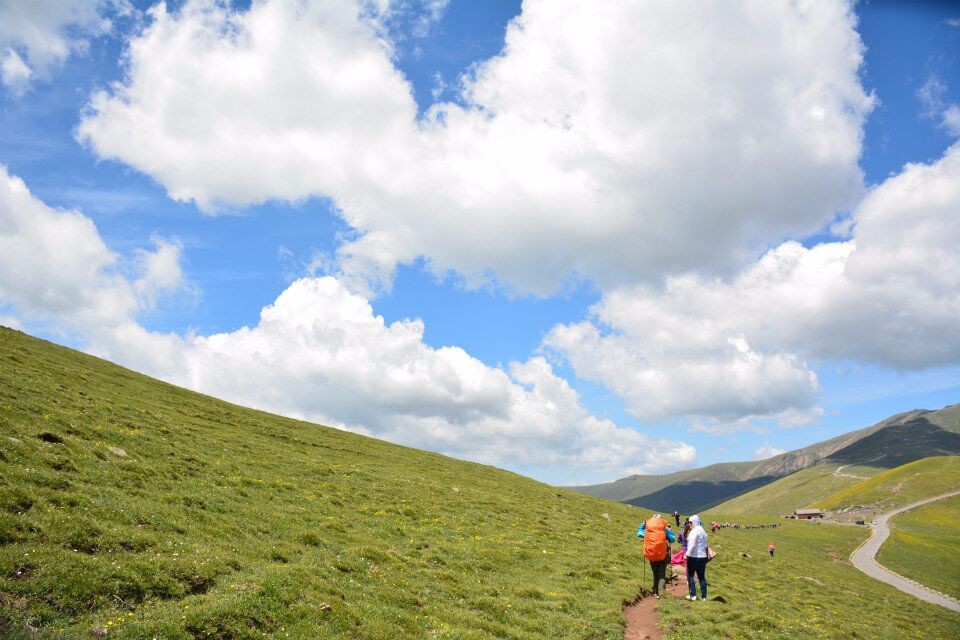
[{"left": 849, "top": 489, "right": 960, "bottom": 612}]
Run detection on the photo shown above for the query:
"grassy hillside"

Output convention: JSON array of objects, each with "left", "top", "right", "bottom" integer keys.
[
  {"left": 656, "top": 515, "right": 959, "bottom": 639},
  {"left": 816, "top": 456, "right": 960, "bottom": 512},
  {"left": 2, "top": 327, "right": 959, "bottom": 639},
  {"left": 0, "top": 327, "right": 646, "bottom": 639},
  {"left": 575, "top": 405, "right": 960, "bottom": 513},
  {"left": 712, "top": 463, "right": 883, "bottom": 516},
  {"left": 877, "top": 495, "right": 960, "bottom": 600}
]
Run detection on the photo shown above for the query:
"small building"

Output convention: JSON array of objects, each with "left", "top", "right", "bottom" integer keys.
[{"left": 794, "top": 508, "right": 823, "bottom": 520}]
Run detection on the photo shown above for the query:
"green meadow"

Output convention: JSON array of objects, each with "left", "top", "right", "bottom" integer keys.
[
  {"left": 2, "top": 327, "right": 959, "bottom": 639},
  {"left": 660, "top": 518, "right": 959, "bottom": 640},
  {"left": 816, "top": 456, "right": 960, "bottom": 512},
  {"left": 877, "top": 495, "right": 960, "bottom": 601}
]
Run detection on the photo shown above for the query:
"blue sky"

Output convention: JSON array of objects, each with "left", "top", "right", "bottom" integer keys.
[{"left": 1, "top": 0, "right": 959, "bottom": 484}]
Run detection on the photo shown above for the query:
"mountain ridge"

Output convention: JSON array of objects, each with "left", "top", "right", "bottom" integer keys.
[{"left": 572, "top": 404, "right": 960, "bottom": 513}]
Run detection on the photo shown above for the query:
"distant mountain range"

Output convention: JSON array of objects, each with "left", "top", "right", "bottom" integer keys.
[{"left": 571, "top": 404, "right": 960, "bottom": 513}]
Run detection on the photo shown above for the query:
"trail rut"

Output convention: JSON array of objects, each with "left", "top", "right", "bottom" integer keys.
[{"left": 623, "top": 565, "right": 688, "bottom": 640}]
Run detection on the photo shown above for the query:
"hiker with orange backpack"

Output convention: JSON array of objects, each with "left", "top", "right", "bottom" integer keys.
[{"left": 637, "top": 513, "right": 677, "bottom": 599}]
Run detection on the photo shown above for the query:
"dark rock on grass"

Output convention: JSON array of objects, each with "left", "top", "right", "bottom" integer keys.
[
  {"left": 10, "top": 564, "right": 33, "bottom": 580},
  {"left": 37, "top": 431, "right": 64, "bottom": 444}
]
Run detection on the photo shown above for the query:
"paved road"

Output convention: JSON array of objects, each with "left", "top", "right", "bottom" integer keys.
[{"left": 849, "top": 489, "right": 960, "bottom": 613}]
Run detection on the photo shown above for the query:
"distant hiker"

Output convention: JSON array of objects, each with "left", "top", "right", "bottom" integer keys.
[
  {"left": 768, "top": 542, "right": 775, "bottom": 557},
  {"left": 638, "top": 513, "right": 677, "bottom": 599},
  {"left": 673, "top": 510, "right": 681, "bottom": 527},
  {"left": 685, "top": 514, "right": 709, "bottom": 601}
]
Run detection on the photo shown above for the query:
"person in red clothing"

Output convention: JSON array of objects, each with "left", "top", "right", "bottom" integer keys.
[
  {"left": 768, "top": 542, "right": 776, "bottom": 557},
  {"left": 638, "top": 514, "right": 677, "bottom": 599}
]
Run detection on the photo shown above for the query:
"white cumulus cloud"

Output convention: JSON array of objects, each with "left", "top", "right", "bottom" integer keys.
[
  {"left": 93, "top": 277, "right": 697, "bottom": 483},
  {"left": 79, "top": 0, "right": 873, "bottom": 295},
  {"left": 753, "top": 444, "right": 786, "bottom": 460},
  {"left": 0, "top": 165, "right": 187, "bottom": 336},
  {"left": 546, "top": 142, "right": 960, "bottom": 428},
  {"left": 0, "top": 0, "right": 129, "bottom": 93},
  {"left": 0, "top": 168, "right": 695, "bottom": 484}
]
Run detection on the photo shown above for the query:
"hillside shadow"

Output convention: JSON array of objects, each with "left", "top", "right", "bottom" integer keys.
[
  {"left": 625, "top": 476, "right": 779, "bottom": 514},
  {"left": 827, "top": 417, "right": 960, "bottom": 469}
]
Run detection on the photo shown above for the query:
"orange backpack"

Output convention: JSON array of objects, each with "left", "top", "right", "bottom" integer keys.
[{"left": 643, "top": 517, "right": 668, "bottom": 561}]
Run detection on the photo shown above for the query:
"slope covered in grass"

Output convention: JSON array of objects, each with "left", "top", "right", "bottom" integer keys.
[
  {"left": 0, "top": 327, "right": 646, "bottom": 639},
  {"left": 712, "top": 463, "right": 882, "bottom": 516},
  {"left": 816, "top": 456, "right": 960, "bottom": 512},
  {"left": 877, "top": 495, "right": 960, "bottom": 600},
  {"left": 657, "top": 515, "right": 959, "bottom": 639},
  {"left": 3, "top": 328, "right": 959, "bottom": 640}
]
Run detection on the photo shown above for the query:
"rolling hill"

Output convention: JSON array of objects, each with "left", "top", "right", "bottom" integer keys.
[
  {"left": 815, "top": 455, "right": 960, "bottom": 512},
  {"left": 2, "top": 326, "right": 959, "bottom": 639},
  {"left": 709, "top": 462, "right": 880, "bottom": 517},
  {"left": 574, "top": 405, "right": 960, "bottom": 513},
  {"left": 0, "top": 326, "right": 647, "bottom": 639},
  {"left": 713, "top": 455, "right": 960, "bottom": 517}
]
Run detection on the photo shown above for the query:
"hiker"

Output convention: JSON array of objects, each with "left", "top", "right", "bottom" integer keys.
[
  {"left": 671, "top": 518, "right": 692, "bottom": 566},
  {"left": 677, "top": 519, "right": 691, "bottom": 550},
  {"left": 673, "top": 510, "right": 681, "bottom": 527},
  {"left": 768, "top": 542, "right": 775, "bottom": 557},
  {"left": 637, "top": 513, "right": 676, "bottom": 599},
  {"left": 685, "top": 514, "right": 709, "bottom": 601}
]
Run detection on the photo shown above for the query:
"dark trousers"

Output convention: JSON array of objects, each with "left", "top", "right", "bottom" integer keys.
[
  {"left": 650, "top": 558, "right": 668, "bottom": 594},
  {"left": 687, "top": 556, "right": 707, "bottom": 599}
]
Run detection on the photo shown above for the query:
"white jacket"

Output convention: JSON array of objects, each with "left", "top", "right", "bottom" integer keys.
[{"left": 686, "top": 525, "right": 708, "bottom": 558}]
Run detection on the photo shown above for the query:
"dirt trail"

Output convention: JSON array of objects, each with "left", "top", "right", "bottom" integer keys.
[
  {"left": 832, "top": 464, "right": 867, "bottom": 479},
  {"left": 623, "top": 565, "right": 688, "bottom": 640},
  {"left": 833, "top": 455, "right": 885, "bottom": 479},
  {"left": 849, "top": 489, "right": 960, "bottom": 613}
]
